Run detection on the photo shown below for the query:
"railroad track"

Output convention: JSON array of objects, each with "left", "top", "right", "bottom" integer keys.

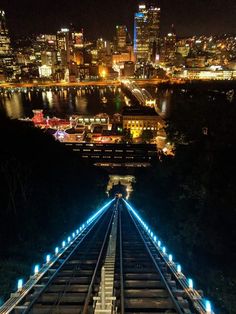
[{"left": 0, "top": 198, "right": 213, "bottom": 314}]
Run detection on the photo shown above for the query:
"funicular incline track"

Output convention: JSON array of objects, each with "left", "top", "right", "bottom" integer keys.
[
  {"left": 1, "top": 198, "right": 214, "bottom": 314},
  {"left": 27, "top": 205, "right": 115, "bottom": 314},
  {"left": 115, "top": 201, "right": 183, "bottom": 314}
]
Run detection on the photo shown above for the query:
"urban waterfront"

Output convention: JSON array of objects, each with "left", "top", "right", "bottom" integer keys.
[
  {"left": 0, "top": 86, "right": 127, "bottom": 119},
  {"left": 0, "top": 84, "right": 169, "bottom": 119}
]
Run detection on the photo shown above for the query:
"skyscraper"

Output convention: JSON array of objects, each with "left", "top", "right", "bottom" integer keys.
[
  {"left": 57, "top": 28, "right": 71, "bottom": 68},
  {"left": 0, "top": 10, "right": 13, "bottom": 79},
  {"left": 134, "top": 3, "right": 160, "bottom": 64},
  {"left": 116, "top": 25, "right": 128, "bottom": 51},
  {"left": 147, "top": 3, "right": 161, "bottom": 63},
  {"left": 162, "top": 24, "right": 176, "bottom": 64}
]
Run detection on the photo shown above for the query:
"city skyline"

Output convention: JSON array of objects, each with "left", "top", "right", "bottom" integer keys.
[{"left": 1, "top": 0, "right": 236, "bottom": 39}]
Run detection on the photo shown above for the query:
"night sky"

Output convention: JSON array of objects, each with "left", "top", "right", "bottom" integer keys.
[{"left": 1, "top": 0, "right": 236, "bottom": 39}]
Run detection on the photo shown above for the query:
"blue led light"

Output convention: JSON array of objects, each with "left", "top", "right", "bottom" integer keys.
[
  {"left": 76, "top": 229, "right": 79, "bottom": 234},
  {"left": 72, "top": 232, "right": 75, "bottom": 238},
  {"left": 34, "top": 265, "right": 39, "bottom": 275},
  {"left": 177, "top": 264, "right": 182, "bottom": 273},
  {"left": 205, "top": 300, "right": 212, "bottom": 313},
  {"left": 62, "top": 241, "right": 66, "bottom": 248},
  {"left": 67, "top": 236, "right": 71, "bottom": 243},
  {"left": 55, "top": 247, "right": 59, "bottom": 255},
  {"left": 46, "top": 254, "right": 50, "bottom": 263},
  {"left": 17, "top": 279, "right": 23, "bottom": 291},
  {"left": 188, "top": 278, "right": 193, "bottom": 289},
  {"left": 124, "top": 200, "right": 212, "bottom": 313}
]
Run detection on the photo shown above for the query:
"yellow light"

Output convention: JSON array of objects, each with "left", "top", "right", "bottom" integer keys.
[{"left": 101, "top": 70, "right": 107, "bottom": 78}]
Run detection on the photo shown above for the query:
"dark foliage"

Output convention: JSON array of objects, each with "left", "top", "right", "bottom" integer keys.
[
  {"left": 132, "top": 83, "right": 236, "bottom": 314},
  {"left": 0, "top": 113, "right": 107, "bottom": 301}
]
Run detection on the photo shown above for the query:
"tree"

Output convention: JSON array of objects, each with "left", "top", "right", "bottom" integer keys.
[{"left": 141, "top": 129, "right": 155, "bottom": 143}]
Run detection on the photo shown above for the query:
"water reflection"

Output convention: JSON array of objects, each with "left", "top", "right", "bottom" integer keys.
[
  {"left": 0, "top": 87, "right": 127, "bottom": 119},
  {"left": 2, "top": 93, "right": 23, "bottom": 119},
  {"left": 75, "top": 94, "right": 88, "bottom": 114}
]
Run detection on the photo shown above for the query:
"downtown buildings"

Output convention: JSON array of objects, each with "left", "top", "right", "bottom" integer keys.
[
  {"left": 0, "top": 4, "right": 236, "bottom": 83},
  {"left": 134, "top": 3, "right": 161, "bottom": 64},
  {"left": 0, "top": 10, "right": 14, "bottom": 81}
]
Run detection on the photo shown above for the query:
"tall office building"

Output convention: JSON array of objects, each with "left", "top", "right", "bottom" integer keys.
[
  {"left": 134, "top": 3, "right": 160, "bottom": 63},
  {"left": 147, "top": 3, "right": 161, "bottom": 62},
  {"left": 0, "top": 10, "right": 13, "bottom": 79},
  {"left": 116, "top": 25, "right": 128, "bottom": 51},
  {"left": 163, "top": 24, "right": 176, "bottom": 63},
  {"left": 57, "top": 28, "right": 73, "bottom": 68}
]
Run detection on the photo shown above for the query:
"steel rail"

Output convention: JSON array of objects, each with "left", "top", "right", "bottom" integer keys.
[
  {"left": 82, "top": 200, "right": 119, "bottom": 314},
  {"left": 126, "top": 200, "right": 214, "bottom": 314},
  {"left": 125, "top": 201, "right": 185, "bottom": 314},
  {"left": 43, "top": 217, "right": 108, "bottom": 314},
  {"left": 118, "top": 204, "right": 125, "bottom": 314},
  {"left": 21, "top": 202, "right": 114, "bottom": 314}
]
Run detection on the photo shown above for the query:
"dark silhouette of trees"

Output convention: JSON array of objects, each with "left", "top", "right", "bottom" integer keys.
[
  {"left": 0, "top": 113, "right": 107, "bottom": 300},
  {"left": 132, "top": 83, "right": 236, "bottom": 314}
]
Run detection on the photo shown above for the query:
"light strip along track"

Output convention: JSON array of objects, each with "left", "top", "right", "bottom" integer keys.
[
  {"left": 0, "top": 199, "right": 114, "bottom": 314},
  {"left": 124, "top": 199, "right": 214, "bottom": 314}
]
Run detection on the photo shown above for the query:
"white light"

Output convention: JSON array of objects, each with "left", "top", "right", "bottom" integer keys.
[
  {"left": 34, "top": 265, "right": 39, "bottom": 275},
  {"left": 82, "top": 224, "right": 85, "bottom": 229},
  {"left": 158, "top": 240, "right": 161, "bottom": 247},
  {"left": 80, "top": 227, "right": 82, "bottom": 231},
  {"left": 68, "top": 236, "right": 71, "bottom": 243},
  {"left": 169, "top": 254, "right": 173, "bottom": 262},
  {"left": 205, "top": 300, "right": 212, "bottom": 313},
  {"left": 55, "top": 247, "right": 59, "bottom": 255},
  {"left": 150, "top": 232, "right": 153, "bottom": 237},
  {"left": 162, "top": 247, "right": 166, "bottom": 254},
  {"left": 46, "top": 254, "right": 50, "bottom": 263},
  {"left": 188, "top": 278, "right": 193, "bottom": 289},
  {"left": 76, "top": 229, "right": 79, "bottom": 234},
  {"left": 177, "top": 264, "right": 182, "bottom": 273},
  {"left": 17, "top": 279, "right": 23, "bottom": 291},
  {"left": 72, "top": 232, "right": 75, "bottom": 238},
  {"left": 154, "top": 236, "right": 157, "bottom": 241},
  {"left": 62, "top": 241, "right": 66, "bottom": 248}
]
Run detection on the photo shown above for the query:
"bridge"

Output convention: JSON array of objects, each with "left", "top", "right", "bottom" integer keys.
[
  {"left": 0, "top": 198, "right": 214, "bottom": 314},
  {"left": 121, "top": 80, "right": 157, "bottom": 109}
]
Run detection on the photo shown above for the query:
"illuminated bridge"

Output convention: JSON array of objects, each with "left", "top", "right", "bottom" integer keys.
[
  {"left": 121, "top": 80, "right": 157, "bottom": 109},
  {"left": 0, "top": 199, "right": 214, "bottom": 314}
]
